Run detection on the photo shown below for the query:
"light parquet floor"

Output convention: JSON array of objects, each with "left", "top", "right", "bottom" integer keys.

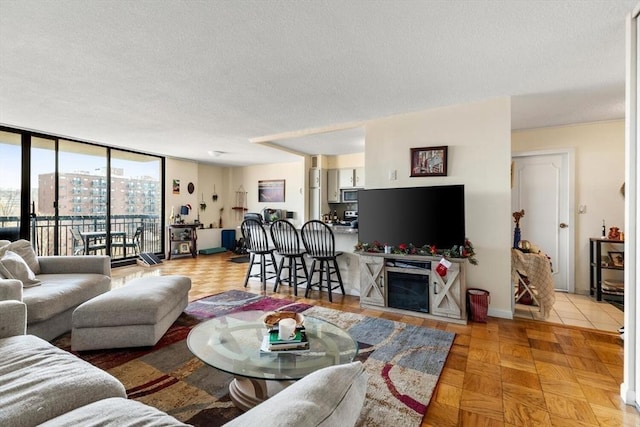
[{"left": 111, "top": 252, "right": 639, "bottom": 427}]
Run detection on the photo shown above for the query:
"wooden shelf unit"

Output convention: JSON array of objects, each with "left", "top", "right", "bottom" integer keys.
[
  {"left": 589, "top": 237, "right": 624, "bottom": 302},
  {"left": 167, "top": 224, "right": 198, "bottom": 260}
]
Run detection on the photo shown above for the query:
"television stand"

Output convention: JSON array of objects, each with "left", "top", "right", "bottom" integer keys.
[{"left": 358, "top": 252, "right": 467, "bottom": 323}]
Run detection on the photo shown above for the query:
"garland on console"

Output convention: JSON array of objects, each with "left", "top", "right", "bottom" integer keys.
[{"left": 354, "top": 238, "right": 478, "bottom": 265}]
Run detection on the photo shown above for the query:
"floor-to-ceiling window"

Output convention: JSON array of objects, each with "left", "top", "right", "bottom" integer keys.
[
  {"left": 30, "top": 136, "right": 56, "bottom": 253},
  {"left": 0, "top": 130, "right": 22, "bottom": 240},
  {"left": 0, "top": 127, "right": 165, "bottom": 264},
  {"left": 110, "top": 150, "right": 163, "bottom": 258}
]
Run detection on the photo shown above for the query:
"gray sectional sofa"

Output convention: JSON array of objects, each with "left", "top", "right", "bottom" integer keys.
[
  {"left": 0, "top": 240, "right": 368, "bottom": 426},
  {"left": 0, "top": 299, "right": 368, "bottom": 426},
  {"left": 0, "top": 300, "right": 189, "bottom": 426},
  {"left": 0, "top": 240, "right": 111, "bottom": 341}
]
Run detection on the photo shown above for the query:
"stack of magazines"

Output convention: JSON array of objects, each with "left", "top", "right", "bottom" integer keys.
[{"left": 260, "top": 326, "right": 309, "bottom": 352}]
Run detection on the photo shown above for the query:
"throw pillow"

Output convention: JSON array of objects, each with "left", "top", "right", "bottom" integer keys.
[
  {"left": 0, "top": 239, "right": 40, "bottom": 275},
  {"left": 225, "top": 361, "right": 368, "bottom": 427},
  {"left": 0, "top": 250, "right": 41, "bottom": 287}
]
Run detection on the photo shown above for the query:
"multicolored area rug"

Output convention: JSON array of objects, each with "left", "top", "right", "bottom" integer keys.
[{"left": 53, "top": 290, "right": 454, "bottom": 426}]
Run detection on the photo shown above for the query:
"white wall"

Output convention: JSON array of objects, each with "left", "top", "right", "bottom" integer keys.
[
  {"left": 197, "top": 163, "right": 227, "bottom": 228},
  {"left": 165, "top": 158, "right": 200, "bottom": 224},
  {"left": 326, "top": 153, "right": 365, "bottom": 169},
  {"left": 364, "top": 97, "right": 513, "bottom": 318},
  {"left": 227, "top": 161, "right": 306, "bottom": 228},
  {"left": 512, "top": 121, "right": 625, "bottom": 294}
]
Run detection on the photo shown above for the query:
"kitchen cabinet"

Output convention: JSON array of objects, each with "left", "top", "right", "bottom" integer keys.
[
  {"left": 309, "top": 168, "right": 321, "bottom": 188},
  {"left": 338, "top": 167, "right": 365, "bottom": 188},
  {"left": 309, "top": 168, "right": 324, "bottom": 220},
  {"left": 354, "top": 167, "right": 365, "bottom": 188},
  {"left": 338, "top": 169, "right": 354, "bottom": 188},
  {"left": 326, "top": 169, "right": 340, "bottom": 203}
]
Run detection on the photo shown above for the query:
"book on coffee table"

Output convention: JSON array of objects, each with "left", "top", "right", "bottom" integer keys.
[
  {"left": 268, "top": 329, "right": 304, "bottom": 344},
  {"left": 260, "top": 331, "right": 310, "bottom": 352}
]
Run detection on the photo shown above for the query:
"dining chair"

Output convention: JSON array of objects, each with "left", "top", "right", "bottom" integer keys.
[
  {"left": 269, "top": 219, "right": 308, "bottom": 295},
  {"left": 241, "top": 218, "right": 277, "bottom": 290},
  {"left": 300, "top": 220, "right": 345, "bottom": 302}
]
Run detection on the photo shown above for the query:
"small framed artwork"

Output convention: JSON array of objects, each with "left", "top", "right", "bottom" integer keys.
[
  {"left": 608, "top": 251, "right": 624, "bottom": 267},
  {"left": 410, "top": 146, "right": 448, "bottom": 177},
  {"left": 258, "top": 179, "right": 285, "bottom": 202},
  {"left": 600, "top": 255, "right": 611, "bottom": 267},
  {"left": 172, "top": 179, "right": 180, "bottom": 194},
  {"left": 179, "top": 242, "right": 190, "bottom": 254}
]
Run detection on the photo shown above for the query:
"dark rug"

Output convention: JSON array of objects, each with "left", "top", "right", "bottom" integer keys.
[
  {"left": 53, "top": 290, "right": 454, "bottom": 426},
  {"left": 228, "top": 255, "right": 250, "bottom": 263}
]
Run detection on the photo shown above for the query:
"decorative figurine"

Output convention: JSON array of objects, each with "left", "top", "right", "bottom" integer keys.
[
  {"left": 512, "top": 209, "right": 525, "bottom": 248},
  {"left": 513, "top": 209, "right": 525, "bottom": 227},
  {"left": 608, "top": 227, "right": 621, "bottom": 240}
]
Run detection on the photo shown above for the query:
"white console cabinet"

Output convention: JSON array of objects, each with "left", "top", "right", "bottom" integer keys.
[
  {"left": 358, "top": 252, "right": 467, "bottom": 323},
  {"left": 359, "top": 255, "right": 385, "bottom": 306}
]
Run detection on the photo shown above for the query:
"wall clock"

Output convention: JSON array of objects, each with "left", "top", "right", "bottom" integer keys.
[{"left": 187, "top": 182, "right": 195, "bottom": 194}]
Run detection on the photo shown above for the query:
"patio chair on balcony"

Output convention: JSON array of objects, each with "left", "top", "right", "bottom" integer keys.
[
  {"left": 111, "top": 226, "right": 143, "bottom": 257},
  {"left": 70, "top": 228, "right": 106, "bottom": 255}
]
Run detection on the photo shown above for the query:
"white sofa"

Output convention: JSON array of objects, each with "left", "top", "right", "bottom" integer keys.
[{"left": 0, "top": 240, "right": 111, "bottom": 341}]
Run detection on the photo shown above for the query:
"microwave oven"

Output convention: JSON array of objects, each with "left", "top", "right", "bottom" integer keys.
[{"left": 341, "top": 189, "right": 358, "bottom": 203}]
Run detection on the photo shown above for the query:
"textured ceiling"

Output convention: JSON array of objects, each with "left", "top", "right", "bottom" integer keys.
[{"left": 0, "top": 1, "right": 635, "bottom": 166}]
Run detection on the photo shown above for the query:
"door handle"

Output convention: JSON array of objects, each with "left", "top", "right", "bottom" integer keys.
[{"left": 559, "top": 223, "right": 568, "bottom": 228}]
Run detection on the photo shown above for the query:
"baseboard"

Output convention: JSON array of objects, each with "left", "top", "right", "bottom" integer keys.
[{"left": 488, "top": 307, "right": 513, "bottom": 319}]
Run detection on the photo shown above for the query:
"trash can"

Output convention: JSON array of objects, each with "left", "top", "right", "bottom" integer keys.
[
  {"left": 221, "top": 229, "right": 236, "bottom": 251},
  {"left": 467, "top": 288, "right": 490, "bottom": 323}
]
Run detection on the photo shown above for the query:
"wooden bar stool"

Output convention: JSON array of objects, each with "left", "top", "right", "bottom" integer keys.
[
  {"left": 241, "top": 218, "right": 277, "bottom": 291},
  {"left": 270, "top": 219, "right": 309, "bottom": 295},
  {"left": 300, "top": 220, "right": 345, "bottom": 302}
]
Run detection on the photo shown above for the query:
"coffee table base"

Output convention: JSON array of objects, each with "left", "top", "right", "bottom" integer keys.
[{"left": 229, "top": 377, "right": 295, "bottom": 411}]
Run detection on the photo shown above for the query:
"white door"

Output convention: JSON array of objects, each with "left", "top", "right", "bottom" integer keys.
[{"left": 511, "top": 151, "right": 574, "bottom": 292}]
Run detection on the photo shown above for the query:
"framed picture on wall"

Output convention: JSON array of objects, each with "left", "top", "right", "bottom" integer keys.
[
  {"left": 258, "top": 179, "right": 285, "bottom": 202},
  {"left": 410, "top": 146, "right": 448, "bottom": 177}
]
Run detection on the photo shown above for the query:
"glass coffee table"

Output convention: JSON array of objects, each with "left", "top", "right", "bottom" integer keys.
[{"left": 187, "top": 310, "right": 358, "bottom": 411}]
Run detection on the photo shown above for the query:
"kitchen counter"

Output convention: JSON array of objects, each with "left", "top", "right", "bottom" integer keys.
[
  {"left": 326, "top": 224, "right": 359, "bottom": 234},
  {"left": 243, "top": 222, "right": 361, "bottom": 296}
]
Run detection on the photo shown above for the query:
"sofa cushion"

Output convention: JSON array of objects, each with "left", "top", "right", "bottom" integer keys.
[
  {"left": 39, "top": 397, "right": 190, "bottom": 427},
  {"left": 0, "top": 250, "right": 41, "bottom": 287},
  {"left": 23, "top": 273, "right": 111, "bottom": 324},
  {"left": 0, "top": 334, "right": 126, "bottom": 426},
  {"left": 0, "top": 239, "right": 40, "bottom": 274},
  {"left": 224, "top": 361, "right": 368, "bottom": 427}
]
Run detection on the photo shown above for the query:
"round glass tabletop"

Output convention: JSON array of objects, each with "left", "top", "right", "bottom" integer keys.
[{"left": 187, "top": 310, "right": 358, "bottom": 381}]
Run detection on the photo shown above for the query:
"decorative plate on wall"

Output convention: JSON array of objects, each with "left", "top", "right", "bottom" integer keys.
[{"left": 187, "top": 182, "right": 195, "bottom": 194}]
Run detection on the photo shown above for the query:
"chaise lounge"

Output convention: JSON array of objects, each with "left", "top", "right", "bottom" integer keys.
[{"left": 0, "top": 239, "right": 112, "bottom": 341}]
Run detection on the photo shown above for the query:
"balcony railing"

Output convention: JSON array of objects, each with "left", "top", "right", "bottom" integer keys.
[{"left": 0, "top": 214, "right": 163, "bottom": 259}]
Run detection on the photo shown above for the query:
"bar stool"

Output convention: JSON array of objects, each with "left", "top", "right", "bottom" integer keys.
[
  {"left": 241, "top": 218, "right": 277, "bottom": 290},
  {"left": 300, "top": 220, "right": 345, "bottom": 302},
  {"left": 270, "top": 219, "right": 309, "bottom": 295}
]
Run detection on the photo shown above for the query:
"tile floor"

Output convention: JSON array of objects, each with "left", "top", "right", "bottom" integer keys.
[{"left": 515, "top": 292, "right": 624, "bottom": 333}]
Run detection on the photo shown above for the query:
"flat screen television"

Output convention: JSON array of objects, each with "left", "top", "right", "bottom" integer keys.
[{"left": 357, "top": 185, "right": 465, "bottom": 249}]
